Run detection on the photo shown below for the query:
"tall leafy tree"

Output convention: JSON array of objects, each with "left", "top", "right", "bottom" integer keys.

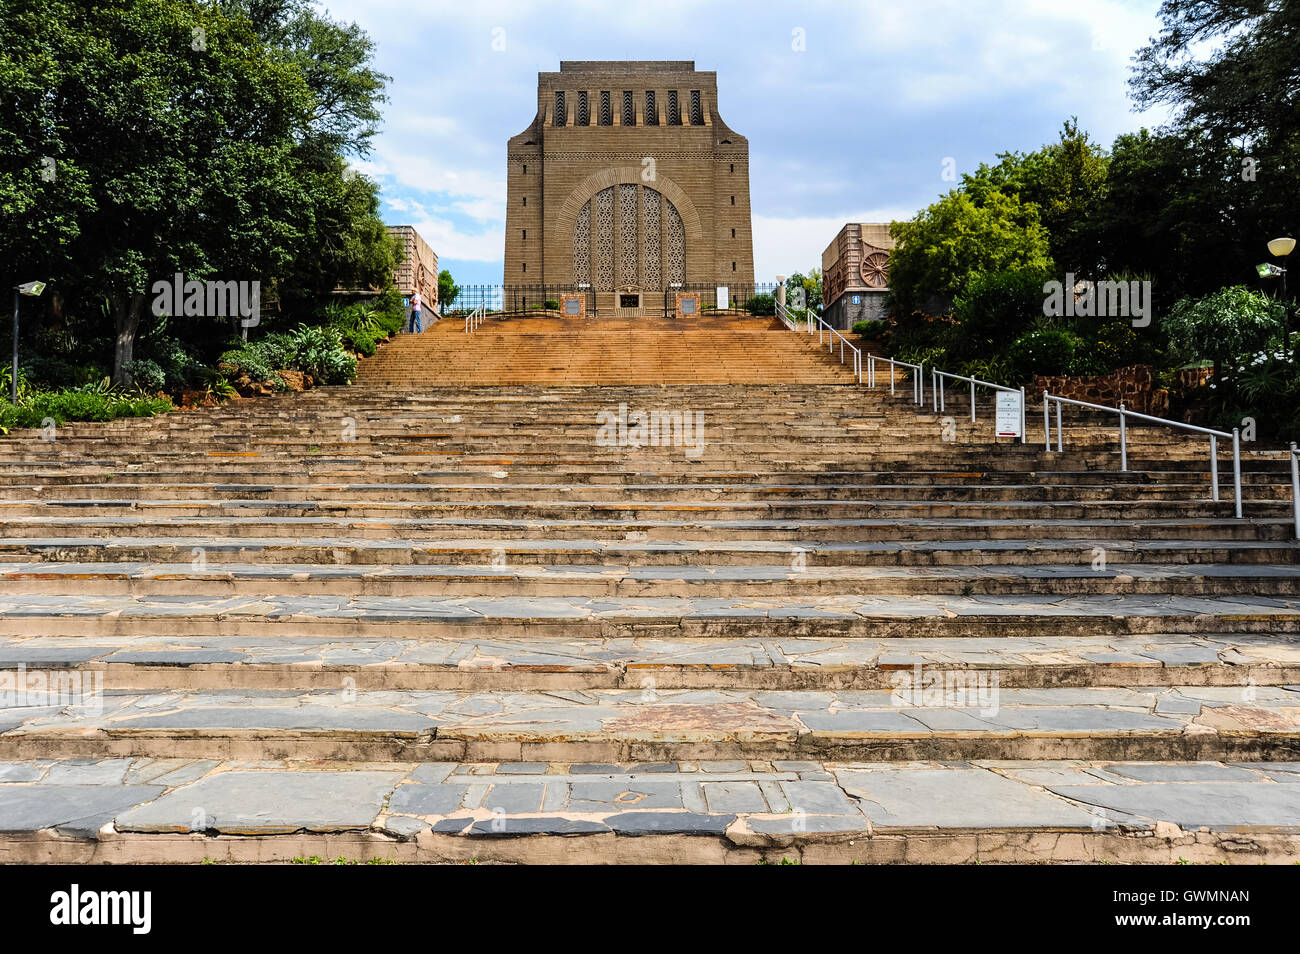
[
  {"left": 1131, "top": 0, "right": 1300, "bottom": 144},
  {"left": 888, "top": 190, "right": 1053, "bottom": 313},
  {"left": 0, "top": 0, "right": 395, "bottom": 385}
]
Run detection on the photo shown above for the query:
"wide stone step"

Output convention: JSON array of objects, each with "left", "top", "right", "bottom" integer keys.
[
  {"left": 1, "top": 515, "right": 1285, "bottom": 542},
  {"left": 4, "top": 536, "right": 1295, "bottom": 566},
  {"left": 3, "top": 757, "right": 1296, "bottom": 863},
  {"left": 3, "top": 632, "right": 1294, "bottom": 691},
  {"left": 1, "top": 593, "right": 1296, "bottom": 639},
  {"left": 2, "top": 561, "right": 1297, "bottom": 598},
  {"left": 3, "top": 685, "right": 1298, "bottom": 763},
  {"left": 0, "top": 497, "right": 1276, "bottom": 521},
  {"left": 1, "top": 481, "right": 1278, "bottom": 502}
]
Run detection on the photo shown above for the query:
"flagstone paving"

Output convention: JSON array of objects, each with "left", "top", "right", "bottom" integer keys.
[
  {"left": 0, "top": 380, "right": 1296, "bottom": 862},
  {"left": 4, "top": 756, "right": 1299, "bottom": 860}
]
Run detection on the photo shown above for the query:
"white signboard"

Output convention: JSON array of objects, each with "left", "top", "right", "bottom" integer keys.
[
  {"left": 716, "top": 286, "right": 729, "bottom": 310},
  {"left": 995, "top": 391, "right": 1023, "bottom": 438}
]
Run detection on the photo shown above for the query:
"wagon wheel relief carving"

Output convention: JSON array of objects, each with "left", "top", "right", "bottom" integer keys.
[{"left": 859, "top": 251, "right": 889, "bottom": 288}]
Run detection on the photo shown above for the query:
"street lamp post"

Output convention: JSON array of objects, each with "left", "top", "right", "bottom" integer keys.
[
  {"left": 1268, "top": 237, "right": 1295, "bottom": 355},
  {"left": 11, "top": 281, "right": 46, "bottom": 404}
]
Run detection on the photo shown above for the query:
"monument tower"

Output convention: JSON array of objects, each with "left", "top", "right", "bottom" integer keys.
[{"left": 504, "top": 61, "right": 754, "bottom": 313}]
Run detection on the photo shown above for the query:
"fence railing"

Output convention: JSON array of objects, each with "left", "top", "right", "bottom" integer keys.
[
  {"left": 933, "top": 369, "right": 1026, "bottom": 444},
  {"left": 866, "top": 354, "right": 924, "bottom": 404},
  {"left": 1290, "top": 443, "right": 1299, "bottom": 539},
  {"left": 778, "top": 301, "right": 862, "bottom": 382},
  {"left": 463, "top": 304, "right": 485, "bottom": 333},
  {"left": 1043, "top": 391, "right": 1242, "bottom": 515}
]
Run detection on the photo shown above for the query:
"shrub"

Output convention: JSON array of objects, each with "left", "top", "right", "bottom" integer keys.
[
  {"left": 744, "top": 294, "right": 776, "bottom": 316},
  {"left": 851, "top": 320, "right": 881, "bottom": 336},
  {"left": 544, "top": 299, "right": 559, "bottom": 310},
  {"left": 1007, "top": 327, "right": 1081, "bottom": 378},
  {"left": 952, "top": 266, "right": 1053, "bottom": 357},
  {"left": 123, "top": 359, "right": 166, "bottom": 392}
]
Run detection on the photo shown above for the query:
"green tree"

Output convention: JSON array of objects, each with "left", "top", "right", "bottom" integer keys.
[
  {"left": 438, "top": 269, "right": 460, "bottom": 312},
  {"left": 962, "top": 120, "right": 1109, "bottom": 277},
  {"left": 1131, "top": 1, "right": 1299, "bottom": 144},
  {"left": 0, "top": 0, "right": 394, "bottom": 385},
  {"left": 888, "top": 190, "right": 1053, "bottom": 313}
]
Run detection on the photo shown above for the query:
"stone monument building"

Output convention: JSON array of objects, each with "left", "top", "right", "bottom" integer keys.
[
  {"left": 821, "top": 223, "right": 896, "bottom": 329},
  {"left": 504, "top": 61, "right": 754, "bottom": 314}
]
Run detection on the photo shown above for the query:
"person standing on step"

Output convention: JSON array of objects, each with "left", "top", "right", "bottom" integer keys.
[{"left": 408, "top": 291, "right": 423, "bottom": 333}]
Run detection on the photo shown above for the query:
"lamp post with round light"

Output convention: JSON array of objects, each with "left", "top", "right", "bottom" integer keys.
[
  {"left": 11, "top": 281, "right": 46, "bottom": 404},
  {"left": 1268, "top": 237, "right": 1295, "bottom": 356}
]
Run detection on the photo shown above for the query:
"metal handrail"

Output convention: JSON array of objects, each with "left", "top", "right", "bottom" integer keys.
[
  {"left": 463, "top": 305, "right": 485, "bottom": 333},
  {"left": 776, "top": 302, "right": 863, "bottom": 383},
  {"left": 931, "top": 369, "right": 1026, "bottom": 443},
  {"left": 865, "top": 354, "right": 924, "bottom": 405},
  {"left": 1289, "top": 443, "right": 1299, "bottom": 540},
  {"left": 1043, "top": 391, "right": 1242, "bottom": 516}
]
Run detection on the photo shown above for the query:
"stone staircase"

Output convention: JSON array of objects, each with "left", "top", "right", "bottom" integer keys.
[
  {"left": 1, "top": 325, "right": 1298, "bottom": 863},
  {"left": 361, "top": 313, "right": 862, "bottom": 385}
]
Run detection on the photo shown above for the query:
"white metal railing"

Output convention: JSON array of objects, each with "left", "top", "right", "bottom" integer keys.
[
  {"left": 1043, "top": 391, "right": 1242, "bottom": 516},
  {"left": 866, "top": 354, "right": 924, "bottom": 405},
  {"left": 463, "top": 305, "right": 485, "bottom": 333},
  {"left": 932, "top": 369, "right": 1026, "bottom": 444},
  {"left": 777, "top": 302, "right": 863, "bottom": 382},
  {"left": 774, "top": 300, "right": 802, "bottom": 332},
  {"left": 1290, "top": 443, "right": 1299, "bottom": 539}
]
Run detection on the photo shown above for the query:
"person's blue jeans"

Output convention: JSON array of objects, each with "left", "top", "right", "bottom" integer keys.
[{"left": 408, "top": 309, "right": 422, "bottom": 333}]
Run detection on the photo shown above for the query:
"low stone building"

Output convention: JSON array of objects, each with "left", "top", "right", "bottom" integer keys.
[{"left": 821, "top": 223, "right": 896, "bottom": 329}]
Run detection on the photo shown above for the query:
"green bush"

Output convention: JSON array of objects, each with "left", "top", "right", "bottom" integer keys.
[
  {"left": 744, "top": 294, "right": 776, "bottom": 316},
  {"left": 1007, "top": 327, "right": 1081, "bottom": 378},
  {"left": 123, "top": 359, "right": 166, "bottom": 392},
  {"left": 544, "top": 299, "right": 560, "bottom": 310},
  {"left": 952, "top": 266, "right": 1053, "bottom": 357},
  {"left": 851, "top": 320, "right": 881, "bottom": 336},
  {"left": 0, "top": 386, "right": 173, "bottom": 432}
]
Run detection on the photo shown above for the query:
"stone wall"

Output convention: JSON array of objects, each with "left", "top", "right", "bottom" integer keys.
[{"left": 1030, "top": 364, "right": 1170, "bottom": 417}]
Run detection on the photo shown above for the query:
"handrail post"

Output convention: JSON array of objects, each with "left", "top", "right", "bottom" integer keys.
[
  {"left": 1118, "top": 403, "right": 1127, "bottom": 471},
  {"left": 1209, "top": 434, "right": 1219, "bottom": 502},
  {"left": 1232, "top": 428, "right": 1242, "bottom": 519},
  {"left": 1055, "top": 400, "right": 1063, "bottom": 452},
  {"left": 1019, "top": 387, "right": 1026, "bottom": 445},
  {"left": 970, "top": 380, "right": 976, "bottom": 423},
  {"left": 1043, "top": 392, "right": 1050, "bottom": 451},
  {"left": 932, "top": 369, "right": 938, "bottom": 412},
  {"left": 1291, "top": 444, "right": 1300, "bottom": 539}
]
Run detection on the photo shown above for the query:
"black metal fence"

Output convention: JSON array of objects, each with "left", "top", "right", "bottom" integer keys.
[{"left": 442, "top": 283, "right": 780, "bottom": 318}]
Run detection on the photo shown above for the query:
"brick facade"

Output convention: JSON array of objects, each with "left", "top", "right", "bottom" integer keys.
[{"left": 504, "top": 61, "right": 754, "bottom": 308}]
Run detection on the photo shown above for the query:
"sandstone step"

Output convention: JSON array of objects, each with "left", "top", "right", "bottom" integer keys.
[
  {"left": 2, "top": 561, "right": 1297, "bottom": 598},
  {"left": 4, "top": 536, "right": 1295, "bottom": 566},
  {"left": 2, "top": 633, "right": 1294, "bottom": 691},
  {"left": 2, "top": 685, "right": 1298, "bottom": 763},
  {"left": 2, "top": 757, "right": 1296, "bottom": 864},
  {"left": 2, "top": 515, "right": 1286, "bottom": 542},
  {"left": 1, "top": 593, "right": 1297, "bottom": 639}
]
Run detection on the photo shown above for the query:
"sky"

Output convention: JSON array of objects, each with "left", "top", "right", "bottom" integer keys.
[{"left": 327, "top": 0, "right": 1173, "bottom": 287}]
